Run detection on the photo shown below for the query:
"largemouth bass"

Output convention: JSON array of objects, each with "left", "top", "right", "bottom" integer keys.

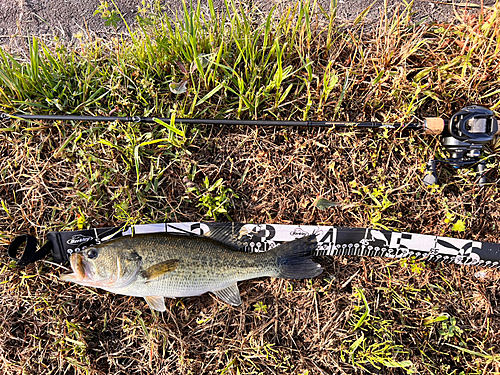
[{"left": 60, "top": 231, "right": 322, "bottom": 311}]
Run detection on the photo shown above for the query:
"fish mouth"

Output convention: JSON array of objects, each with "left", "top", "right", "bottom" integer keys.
[
  {"left": 60, "top": 251, "right": 141, "bottom": 290},
  {"left": 60, "top": 253, "right": 90, "bottom": 283}
]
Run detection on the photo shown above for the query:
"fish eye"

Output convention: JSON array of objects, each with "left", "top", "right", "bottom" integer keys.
[{"left": 87, "top": 249, "right": 99, "bottom": 259}]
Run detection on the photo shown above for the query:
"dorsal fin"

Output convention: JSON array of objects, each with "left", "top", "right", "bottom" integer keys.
[
  {"left": 203, "top": 223, "right": 250, "bottom": 250},
  {"left": 142, "top": 260, "right": 179, "bottom": 282}
]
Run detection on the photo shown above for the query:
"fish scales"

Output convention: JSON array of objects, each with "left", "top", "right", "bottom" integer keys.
[{"left": 116, "top": 234, "right": 277, "bottom": 297}]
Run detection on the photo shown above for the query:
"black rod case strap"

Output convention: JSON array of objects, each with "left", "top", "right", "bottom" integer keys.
[
  {"left": 8, "top": 228, "right": 116, "bottom": 266},
  {"left": 8, "top": 234, "right": 52, "bottom": 267}
]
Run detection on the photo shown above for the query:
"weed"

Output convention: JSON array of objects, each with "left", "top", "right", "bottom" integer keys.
[
  {"left": 253, "top": 301, "right": 268, "bottom": 320},
  {"left": 352, "top": 185, "right": 395, "bottom": 229},
  {"left": 186, "top": 177, "right": 238, "bottom": 220},
  {"left": 439, "top": 317, "right": 464, "bottom": 341},
  {"left": 399, "top": 257, "right": 425, "bottom": 275},
  {"left": 94, "top": 1, "right": 121, "bottom": 29},
  {"left": 341, "top": 289, "right": 415, "bottom": 372}
]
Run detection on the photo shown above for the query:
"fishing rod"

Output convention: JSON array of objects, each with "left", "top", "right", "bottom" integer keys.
[
  {"left": 2, "top": 105, "right": 498, "bottom": 184},
  {"left": 1, "top": 112, "right": 422, "bottom": 129}
]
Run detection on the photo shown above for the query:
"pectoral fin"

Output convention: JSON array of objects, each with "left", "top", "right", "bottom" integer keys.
[
  {"left": 144, "top": 296, "right": 166, "bottom": 312},
  {"left": 212, "top": 283, "right": 242, "bottom": 306},
  {"left": 142, "top": 260, "right": 179, "bottom": 282}
]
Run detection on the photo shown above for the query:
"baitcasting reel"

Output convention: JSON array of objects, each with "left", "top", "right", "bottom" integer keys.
[{"left": 423, "top": 106, "right": 499, "bottom": 186}]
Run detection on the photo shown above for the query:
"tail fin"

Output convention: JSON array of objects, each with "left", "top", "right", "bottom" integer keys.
[{"left": 270, "top": 235, "right": 323, "bottom": 279}]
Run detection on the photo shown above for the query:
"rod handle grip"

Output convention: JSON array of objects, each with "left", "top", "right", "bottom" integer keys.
[{"left": 423, "top": 117, "right": 445, "bottom": 135}]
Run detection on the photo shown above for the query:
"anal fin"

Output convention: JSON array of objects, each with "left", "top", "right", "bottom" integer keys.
[
  {"left": 212, "top": 283, "right": 242, "bottom": 306},
  {"left": 144, "top": 295, "right": 166, "bottom": 312}
]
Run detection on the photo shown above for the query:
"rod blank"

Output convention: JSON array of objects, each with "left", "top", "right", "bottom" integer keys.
[{"left": 2, "top": 113, "right": 424, "bottom": 130}]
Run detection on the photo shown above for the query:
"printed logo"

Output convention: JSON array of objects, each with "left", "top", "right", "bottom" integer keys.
[
  {"left": 290, "top": 228, "right": 309, "bottom": 237},
  {"left": 66, "top": 234, "right": 94, "bottom": 246}
]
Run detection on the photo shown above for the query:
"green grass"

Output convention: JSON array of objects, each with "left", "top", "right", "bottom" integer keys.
[{"left": 1, "top": 0, "right": 500, "bottom": 374}]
